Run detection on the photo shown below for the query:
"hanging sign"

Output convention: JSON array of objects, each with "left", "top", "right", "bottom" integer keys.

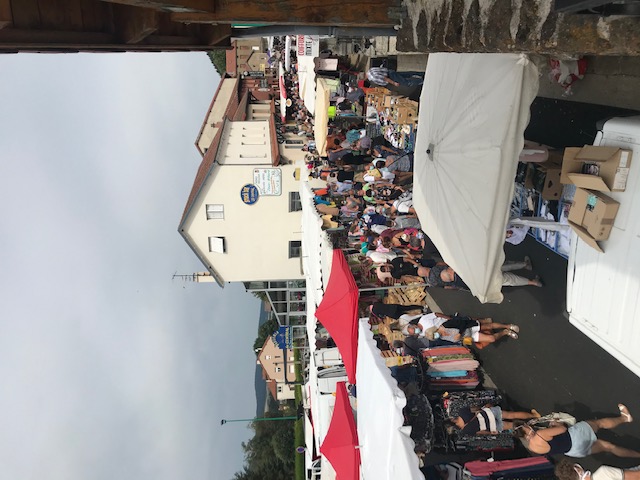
[
  {"left": 240, "top": 184, "right": 259, "bottom": 205},
  {"left": 253, "top": 168, "right": 282, "bottom": 196}
]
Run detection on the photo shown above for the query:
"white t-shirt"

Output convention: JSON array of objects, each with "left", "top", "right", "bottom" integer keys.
[
  {"left": 399, "top": 312, "right": 445, "bottom": 336},
  {"left": 366, "top": 250, "right": 397, "bottom": 264},
  {"left": 592, "top": 466, "right": 625, "bottom": 480},
  {"left": 505, "top": 224, "right": 528, "bottom": 245}
]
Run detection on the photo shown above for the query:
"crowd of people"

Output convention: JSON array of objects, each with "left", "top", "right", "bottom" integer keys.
[{"left": 302, "top": 57, "right": 640, "bottom": 478}]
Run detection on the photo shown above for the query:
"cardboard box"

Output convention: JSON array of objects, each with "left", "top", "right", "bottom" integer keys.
[
  {"left": 395, "top": 105, "right": 417, "bottom": 124},
  {"left": 384, "top": 95, "right": 401, "bottom": 108},
  {"left": 561, "top": 146, "right": 632, "bottom": 192},
  {"left": 568, "top": 188, "right": 620, "bottom": 252},
  {"left": 524, "top": 153, "right": 563, "bottom": 200}
]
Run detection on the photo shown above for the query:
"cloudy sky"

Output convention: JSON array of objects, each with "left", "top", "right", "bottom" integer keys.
[{"left": 0, "top": 52, "right": 259, "bottom": 480}]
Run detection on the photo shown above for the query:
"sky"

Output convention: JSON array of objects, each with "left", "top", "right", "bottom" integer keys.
[{"left": 0, "top": 52, "right": 260, "bottom": 480}]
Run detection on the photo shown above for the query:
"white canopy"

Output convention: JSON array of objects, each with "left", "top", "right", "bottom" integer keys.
[
  {"left": 413, "top": 53, "right": 539, "bottom": 303},
  {"left": 314, "top": 78, "right": 332, "bottom": 157},
  {"left": 356, "top": 319, "right": 425, "bottom": 480},
  {"left": 298, "top": 56, "right": 317, "bottom": 116}
]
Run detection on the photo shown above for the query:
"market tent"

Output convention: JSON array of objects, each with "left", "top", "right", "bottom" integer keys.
[
  {"left": 319, "top": 382, "right": 360, "bottom": 480},
  {"left": 356, "top": 319, "right": 425, "bottom": 480},
  {"left": 315, "top": 249, "right": 359, "bottom": 384},
  {"left": 285, "top": 35, "right": 292, "bottom": 71},
  {"left": 298, "top": 55, "right": 317, "bottom": 115},
  {"left": 313, "top": 77, "right": 331, "bottom": 156},
  {"left": 300, "top": 182, "right": 333, "bottom": 309},
  {"left": 278, "top": 62, "right": 287, "bottom": 121},
  {"left": 412, "top": 53, "right": 539, "bottom": 303}
]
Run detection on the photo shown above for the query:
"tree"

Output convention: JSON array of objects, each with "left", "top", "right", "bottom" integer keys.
[
  {"left": 232, "top": 412, "right": 296, "bottom": 480},
  {"left": 253, "top": 318, "right": 279, "bottom": 353},
  {"left": 207, "top": 50, "right": 227, "bottom": 77}
]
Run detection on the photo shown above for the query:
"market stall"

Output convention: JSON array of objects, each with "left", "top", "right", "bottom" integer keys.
[
  {"left": 313, "top": 78, "right": 332, "bottom": 157},
  {"left": 298, "top": 55, "right": 317, "bottom": 116},
  {"left": 357, "top": 319, "right": 426, "bottom": 480},
  {"left": 413, "top": 53, "right": 539, "bottom": 303}
]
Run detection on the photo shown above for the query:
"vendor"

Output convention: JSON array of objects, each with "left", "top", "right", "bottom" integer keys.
[{"left": 451, "top": 406, "right": 540, "bottom": 435}]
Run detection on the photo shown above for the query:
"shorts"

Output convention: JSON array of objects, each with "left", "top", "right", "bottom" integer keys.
[
  {"left": 465, "top": 325, "right": 482, "bottom": 342},
  {"left": 565, "top": 421, "right": 597, "bottom": 458},
  {"left": 393, "top": 196, "right": 413, "bottom": 214}
]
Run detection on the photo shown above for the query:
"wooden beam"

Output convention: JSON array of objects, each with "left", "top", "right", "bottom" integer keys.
[
  {"left": 0, "top": 0, "right": 11, "bottom": 30},
  {"left": 112, "top": 4, "right": 159, "bottom": 43},
  {"left": 0, "top": 27, "right": 216, "bottom": 50},
  {"left": 209, "top": 0, "right": 398, "bottom": 26},
  {"left": 170, "top": 12, "right": 217, "bottom": 23},
  {"left": 197, "top": 23, "right": 231, "bottom": 46},
  {"left": 99, "top": 0, "right": 215, "bottom": 13}
]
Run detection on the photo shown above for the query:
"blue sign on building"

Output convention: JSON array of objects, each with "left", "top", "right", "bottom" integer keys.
[
  {"left": 272, "top": 326, "right": 293, "bottom": 350},
  {"left": 240, "top": 184, "right": 259, "bottom": 205}
]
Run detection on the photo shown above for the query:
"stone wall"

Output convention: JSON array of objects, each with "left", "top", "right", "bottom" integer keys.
[{"left": 396, "top": 0, "right": 640, "bottom": 56}]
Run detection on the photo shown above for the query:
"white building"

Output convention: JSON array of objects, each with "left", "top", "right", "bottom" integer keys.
[{"left": 179, "top": 77, "right": 321, "bottom": 286}]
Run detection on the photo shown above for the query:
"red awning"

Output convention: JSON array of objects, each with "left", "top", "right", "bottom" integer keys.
[
  {"left": 319, "top": 382, "right": 360, "bottom": 480},
  {"left": 278, "top": 62, "right": 287, "bottom": 121},
  {"left": 315, "top": 249, "right": 359, "bottom": 384}
]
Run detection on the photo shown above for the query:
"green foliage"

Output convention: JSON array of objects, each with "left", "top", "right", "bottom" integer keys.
[
  {"left": 294, "top": 419, "right": 305, "bottom": 480},
  {"left": 253, "top": 317, "right": 279, "bottom": 353},
  {"left": 207, "top": 50, "right": 227, "bottom": 77},
  {"left": 251, "top": 290, "right": 268, "bottom": 302},
  {"left": 232, "top": 412, "right": 296, "bottom": 480}
]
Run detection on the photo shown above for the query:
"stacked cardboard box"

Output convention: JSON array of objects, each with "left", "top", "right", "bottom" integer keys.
[{"left": 561, "top": 145, "right": 632, "bottom": 252}]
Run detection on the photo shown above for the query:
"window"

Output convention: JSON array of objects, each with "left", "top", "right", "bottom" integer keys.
[
  {"left": 206, "top": 204, "right": 224, "bottom": 220},
  {"left": 288, "top": 241, "right": 302, "bottom": 258},
  {"left": 275, "top": 367, "right": 282, "bottom": 373},
  {"left": 265, "top": 355, "right": 272, "bottom": 360},
  {"left": 208, "top": 237, "right": 226, "bottom": 253},
  {"left": 288, "top": 192, "right": 302, "bottom": 212}
]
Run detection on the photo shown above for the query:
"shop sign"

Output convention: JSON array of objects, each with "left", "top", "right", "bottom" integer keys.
[
  {"left": 297, "top": 35, "right": 319, "bottom": 57},
  {"left": 272, "top": 326, "right": 293, "bottom": 349},
  {"left": 243, "top": 70, "right": 264, "bottom": 78},
  {"left": 253, "top": 168, "right": 282, "bottom": 196},
  {"left": 240, "top": 184, "right": 259, "bottom": 205}
]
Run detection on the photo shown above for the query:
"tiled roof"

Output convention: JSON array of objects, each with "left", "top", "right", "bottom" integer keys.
[
  {"left": 179, "top": 121, "right": 225, "bottom": 227},
  {"left": 225, "top": 41, "right": 237, "bottom": 76}
]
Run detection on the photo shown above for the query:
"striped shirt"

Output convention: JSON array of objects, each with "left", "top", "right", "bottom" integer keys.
[
  {"left": 367, "top": 67, "right": 390, "bottom": 86},
  {"left": 460, "top": 407, "right": 500, "bottom": 434}
]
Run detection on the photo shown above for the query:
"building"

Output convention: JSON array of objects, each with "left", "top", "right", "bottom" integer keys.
[
  {"left": 245, "top": 280, "right": 307, "bottom": 327},
  {"left": 179, "top": 75, "right": 321, "bottom": 286},
  {"left": 257, "top": 337, "right": 296, "bottom": 401}
]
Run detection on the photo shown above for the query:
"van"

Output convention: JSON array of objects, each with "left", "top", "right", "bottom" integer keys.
[{"left": 566, "top": 116, "right": 640, "bottom": 378}]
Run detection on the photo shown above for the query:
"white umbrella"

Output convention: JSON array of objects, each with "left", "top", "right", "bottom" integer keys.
[
  {"left": 285, "top": 35, "right": 292, "bottom": 71},
  {"left": 412, "top": 53, "right": 539, "bottom": 303}
]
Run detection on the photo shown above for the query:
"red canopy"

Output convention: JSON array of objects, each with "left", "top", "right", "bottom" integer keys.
[
  {"left": 315, "top": 249, "right": 359, "bottom": 384},
  {"left": 319, "top": 382, "right": 360, "bottom": 480},
  {"left": 278, "top": 62, "right": 287, "bottom": 121}
]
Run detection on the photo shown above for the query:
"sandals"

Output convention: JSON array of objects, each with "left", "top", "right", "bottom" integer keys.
[
  {"left": 532, "top": 275, "right": 544, "bottom": 288},
  {"left": 508, "top": 324, "right": 520, "bottom": 333},
  {"left": 504, "top": 329, "right": 519, "bottom": 339},
  {"left": 619, "top": 404, "right": 633, "bottom": 423}
]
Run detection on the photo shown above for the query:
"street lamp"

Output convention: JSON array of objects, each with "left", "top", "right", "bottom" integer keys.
[{"left": 220, "top": 416, "right": 298, "bottom": 426}]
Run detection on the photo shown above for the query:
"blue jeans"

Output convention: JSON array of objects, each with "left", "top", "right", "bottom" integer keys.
[{"left": 387, "top": 70, "right": 424, "bottom": 87}]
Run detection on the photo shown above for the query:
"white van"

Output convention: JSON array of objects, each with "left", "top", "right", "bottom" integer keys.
[{"left": 566, "top": 116, "right": 640, "bottom": 378}]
